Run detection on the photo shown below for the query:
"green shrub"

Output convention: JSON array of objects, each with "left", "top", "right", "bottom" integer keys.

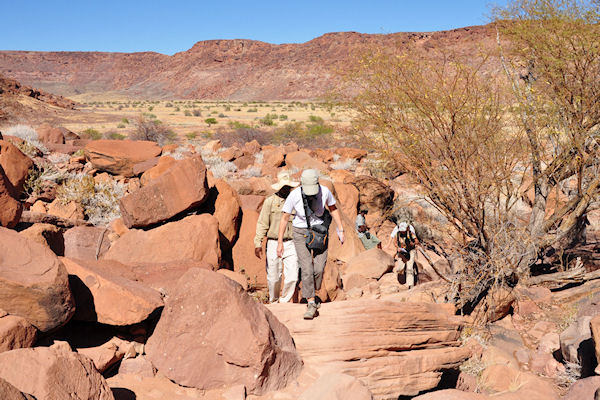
[
  {"left": 186, "top": 132, "right": 198, "bottom": 140},
  {"left": 130, "top": 115, "right": 176, "bottom": 146},
  {"left": 193, "top": 109, "right": 202, "bottom": 117},
  {"left": 81, "top": 128, "right": 102, "bottom": 140},
  {"left": 108, "top": 132, "right": 126, "bottom": 140},
  {"left": 117, "top": 124, "right": 126, "bottom": 129},
  {"left": 184, "top": 110, "right": 192, "bottom": 116},
  {"left": 247, "top": 108, "right": 258, "bottom": 112},
  {"left": 121, "top": 118, "right": 129, "bottom": 124},
  {"left": 205, "top": 118, "right": 218, "bottom": 126},
  {"left": 279, "top": 114, "right": 288, "bottom": 121},
  {"left": 148, "top": 106, "right": 154, "bottom": 111}
]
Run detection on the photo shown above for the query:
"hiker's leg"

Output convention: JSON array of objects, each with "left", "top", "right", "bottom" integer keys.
[
  {"left": 312, "top": 247, "right": 328, "bottom": 293},
  {"left": 406, "top": 249, "right": 416, "bottom": 288},
  {"left": 280, "top": 240, "right": 298, "bottom": 303},
  {"left": 266, "top": 240, "right": 282, "bottom": 303},
  {"left": 292, "top": 227, "right": 315, "bottom": 300}
]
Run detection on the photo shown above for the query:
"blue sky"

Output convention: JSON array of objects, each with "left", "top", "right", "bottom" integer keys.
[{"left": 1, "top": 1, "right": 506, "bottom": 54}]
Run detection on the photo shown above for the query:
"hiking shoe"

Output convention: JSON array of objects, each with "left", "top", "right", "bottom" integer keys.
[{"left": 303, "top": 303, "right": 318, "bottom": 320}]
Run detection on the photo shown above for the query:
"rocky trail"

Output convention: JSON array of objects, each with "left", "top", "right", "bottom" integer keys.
[{"left": 1, "top": 119, "right": 600, "bottom": 400}]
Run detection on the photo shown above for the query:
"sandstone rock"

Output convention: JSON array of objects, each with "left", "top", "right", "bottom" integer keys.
[
  {"left": 0, "top": 140, "right": 33, "bottom": 193},
  {"left": 268, "top": 300, "right": 470, "bottom": 399},
  {"left": 333, "top": 182, "right": 359, "bottom": 222},
  {"left": 0, "top": 315, "right": 36, "bottom": 353},
  {"left": 283, "top": 142, "right": 299, "bottom": 153},
  {"left": 478, "top": 363, "right": 559, "bottom": 399},
  {"left": 104, "top": 214, "right": 220, "bottom": 267},
  {"left": 140, "top": 155, "right": 176, "bottom": 185},
  {"left": 19, "top": 223, "right": 64, "bottom": 255},
  {"left": 118, "top": 355, "right": 156, "bottom": 377},
  {"left": 233, "top": 154, "right": 255, "bottom": 170},
  {"left": 132, "top": 156, "right": 159, "bottom": 176},
  {"left": 110, "top": 218, "right": 129, "bottom": 236},
  {"left": 353, "top": 175, "right": 395, "bottom": 214},
  {"left": 63, "top": 225, "right": 111, "bottom": 260},
  {"left": 413, "top": 390, "right": 486, "bottom": 399},
  {"left": 335, "top": 148, "right": 368, "bottom": 161},
  {"left": 120, "top": 156, "right": 209, "bottom": 228},
  {"left": 592, "top": 314, "right": 600, "bottom": 374},
  {"left": 36, "top": 123, "right": 65, "bottom": 144},
  {"left": 203, "top": 178, "right": 242, "bottom": 249},
  {"left": 564, "top": 376, "right": 600, "bottom": 400},
  {"left": 0, "top": 377, "right": 33, "bottom": 400},
  {"left": 328, "top": 212, "right": 365, "bottom": 264},
  {"left": 344, "top": 248, "right": 395, "bottom": 281},
  {"left": 145, "top": 268, "right": 302, "bottom": 394},
  {"left": 229, "top": 176, "right": 272, "bottom": 195},
  {"left": 202, "top": 139, "right": 222, "bottom": 153},
  {"left": 262, "top": 147, "right": 285, "bottom": 168},
  {"left": 538, "top": 332, "right": 560, "bottom": 354},
  {"left": 77, "top": 338, "right": 126, "bottom": 373},
  {"left": 232, "top": 209, "right": 265, "bottom": 287},
  {"left": 238, "top": 194, "right": 265, "bottom": 212},
  {"left": 30, "top": 199, "right": 47, "bottom": 213},
  {"left": 0, "top": 166, "right": 21, "bottom": 228},
  {"left": 299, "top": 373, "right": 373, "bottom": 400},
  {"left": 560, "top": 315, "right": 595, "bottom": 374},
  {"left": 285, "top": 151, "right": 329, "bottom": 172},
  {"left": 310, "top": 148, "right": 336, "bottom": 163},
  {"left": 329, "top": 169, "right": 356, "bottom": 184},
  {"left": 0, "top": 227, "right": 74, "bottom": 332},
  {"left": 242, "top": 139, "right": 261, "bottom": 155},
  {"left": 62, "top": 257, "right": 163, "bottom": 325},
  {"left": 85, "top": 139, "right": 162, "bottom": 176},
  {"left": 220, "top": 146, "right": 243, "bottom": 162},
  {"left": 0, "top": 345, "right": 114, "bottom": 400},
  {"left": 47, "top": 199, "right": 85, "bottom": 221},
  {"left": 218, "top": 269, "right": 249, "bottom": 290},
  {"left": 223, "top": 384, "right": 246, "bottom": 400}
]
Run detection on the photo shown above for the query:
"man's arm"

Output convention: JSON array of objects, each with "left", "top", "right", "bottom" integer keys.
[
  {"left": 277, "top": 212, "right": 292, "bottom": 257},
  {"left": 253, "top": 197, "right": 271, "bottom": 258}
]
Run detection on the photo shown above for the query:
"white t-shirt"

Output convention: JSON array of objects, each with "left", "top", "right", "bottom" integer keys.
[
  {"left": 390, "top": 224, "right": 416, "bottom": 238},
  {"left": 282, "top": 185, "right": 336, "bottom": 228}
]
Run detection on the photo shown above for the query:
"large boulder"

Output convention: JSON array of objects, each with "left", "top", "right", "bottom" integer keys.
[
  {"left": 36, "top": 123, "right": 65, "bottom": 144},
  {"left": 0, "top": 140, "right": 33, "bottom": 193},
  {"left": 231, "top": 208, "right": 265, "bottom": 287},
  {"left": 63, "top": 225, "right": 111, "bottom": 260},
  {"left": 120, "top": 156, "right": 209, "bottom": 228},
  {"left": 0, "top": 344, "right": 114, "bottom": 400},
  {"left": 19, "top": 223, "right": 64, "bottom": 255},
  {"left": 0, "top": 315, "right": 37, "bottom": 353},
  {"left": 0, "top": 227, "right": 74, "bottom": 332},
  {"left": 564, "top": 376, "right": 600, "bottom": 400},
  {"left": 343, "top": 248, "right": 395, "bottom": 283},
  {"left": 299, "top": 373, "right": 373, "bottom": 400},
  {"left": 0, "top": 166, "right": 21, "bottom": 228},
  {"left": 62, "top": 257, "right": 163, "bottom": 325},
  {"left": 560, "top": 315, "right": 595, "bottom": 375},
  {"left": 202, "top": 177, "right": 242, "bottom": 250},
  {"left": 145, "top": 268, "right": 302, "bottom": 394},
  {"left": 0, "top": 377, "right": 34, "bottom": 400},
  {"left": 84, "top": 139, "right": 162, "bottom": 177},
  {"left": 140, "top": 155, "right": 177, "bottom": 185},
  {"left": 103, "top": 214, "right": 220, "bottom": 267},
  {"left": 285, "top": 151, "right": 329, "bottom": 172},
  {"left": 353, "top": 175, "right": 394, "bottom": 215},
  {"left": 333, "top": 182, "right": 359, "bottom": 222},
  {"left": 268, "top": 300, "right": 471, "bottom": 399}
]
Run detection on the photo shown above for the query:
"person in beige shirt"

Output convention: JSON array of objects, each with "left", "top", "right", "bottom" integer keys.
[{"left": 254, "top": 170, "right": 299, "bottom": 303}]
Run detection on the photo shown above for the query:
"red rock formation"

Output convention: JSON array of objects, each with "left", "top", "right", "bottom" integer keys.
[{"left": 0, "top": 25, "right": 499, "bottom": 100}]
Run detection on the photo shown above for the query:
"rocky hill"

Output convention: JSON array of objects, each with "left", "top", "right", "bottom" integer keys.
[
  {"left": 0, "top": 24, "right": 498, "bottom": 100},
  {"left": 0, "top": 73, "right": 76, "bottom": 124}
]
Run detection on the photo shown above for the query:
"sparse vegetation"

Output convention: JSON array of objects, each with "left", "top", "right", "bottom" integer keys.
[{"left": 129, "top": 115, "right": 176, "bottom": 146}]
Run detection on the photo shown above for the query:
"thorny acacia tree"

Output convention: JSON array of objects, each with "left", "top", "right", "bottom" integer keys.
[{"left": 345, "top": 0, "right": 600, "bottom": 315}]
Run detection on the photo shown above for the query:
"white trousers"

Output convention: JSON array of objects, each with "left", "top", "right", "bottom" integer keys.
[
  {"left": 266, "top": 239, "right": 298, "bottom": 303},
  {"left": 395, "top": 249, "right": 417, "bottom": 288}
]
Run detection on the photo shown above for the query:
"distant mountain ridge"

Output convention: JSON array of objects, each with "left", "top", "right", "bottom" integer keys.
[{"left": 0, "top": 24, "right": 497, "bottom": 100}]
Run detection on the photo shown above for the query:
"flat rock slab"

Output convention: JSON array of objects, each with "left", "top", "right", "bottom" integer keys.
[
  {"left": 0, "top": 227, "right": 74, "bottom": 332},
  {"left": 62, "top": 257, "right": 164, "bottom": 326},
  {"left": 268, "top": 300, "right": 471, "bottom": 399},
  {"left": 0, "top": 315, "right": 36, "bottom": 353},
  {"left": 85, "top": 139, "right": 161, "bottom": 177}
]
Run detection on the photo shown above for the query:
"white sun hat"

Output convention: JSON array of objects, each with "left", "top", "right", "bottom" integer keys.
[{"left": 271, "top": 170, "right": 300, "bottom": 191}]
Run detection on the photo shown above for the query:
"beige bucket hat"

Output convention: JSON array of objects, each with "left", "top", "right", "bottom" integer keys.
[{"left": 271, "top": 170, "right": 300, "bottom": 191}]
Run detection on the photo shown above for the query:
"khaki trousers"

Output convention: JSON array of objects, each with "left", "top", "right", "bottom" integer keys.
[
  {"left": 395, "top": 249, "right": 417, "bottom": 287},
  {"left": 292, "top": 227, "right": 328, "bottom": 300},
  {"left": 266, "top": 239, "right": 298, "bottom": 303}
]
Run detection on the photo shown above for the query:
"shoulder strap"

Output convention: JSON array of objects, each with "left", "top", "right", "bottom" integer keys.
[{"left": 301, "top": 188, "right": 312, "bottom": 229}]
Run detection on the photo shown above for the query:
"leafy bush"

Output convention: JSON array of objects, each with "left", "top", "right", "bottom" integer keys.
[
  {"left": 193, "top": 109, "right": 202, "bottom": 117},
  {"left": 247, "top": 108, "right": 258, "bottom": 112},
  {"left": 308, "top": 115, "right": 323, "bottom": 123},
  {"left": 148, "top": 106, "right": 154, "bottom": 111},
  {"left": 117, "top": 124, "right": 126, "bottom": 129},
  {"left": 228, "top": 121, "right": 252, "bottom": 129},
  {"left": 205, "top": 118, "right": 218, "bottom": 126},
  {"left": 23, "top": 164, "right": 68, "bottom": 197},
  {"left": 186, "top": 132, "right": 198, "bottom": 140},
  {"left": 279, "top": 114, "right": 288, "bottom": 121},
  {"left": 107, "top": 132, "right": 126, "bottom": 140},
  {"left": 213, "top": 128, "right": 273, "bottom": 147},
  {"left": 129, "top": 115, "right": 176, "bottom": 146},
  {"left": 218, "top": 113, "right": 226, "bottom": 118},
  {"left": 184, "top": 110, "right": 192, "bottom": 116}
]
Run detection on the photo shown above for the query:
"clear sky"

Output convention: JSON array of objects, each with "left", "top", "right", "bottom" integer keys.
[{"left": 1, "top": 1, "right": 506, "bottom": 55}]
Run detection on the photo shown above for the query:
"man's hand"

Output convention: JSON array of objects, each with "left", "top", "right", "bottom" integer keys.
[
  {"left": 277, "top": 241, "right": 284, "bottom": 257},
  {"left": 254, "top": 247, "right": 262, "bottom": 258},
  {"left": 337, "top": 230, "right": 345, "bottom": 245}
]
